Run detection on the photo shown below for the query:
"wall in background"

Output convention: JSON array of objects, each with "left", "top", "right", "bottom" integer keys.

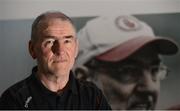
[
  {"left": 0, "top": 0, "right": 180, "bottom": 109},
  {"left": 0, "top": 13, "right": 180, "bottom": 109},
  {"left": 0, "top": 0, "right": 180, "bottom": 20}
]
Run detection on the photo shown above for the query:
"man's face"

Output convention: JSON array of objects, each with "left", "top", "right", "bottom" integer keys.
[
  {"left": 97, "top": 46, "right": 167, "bottom": 110},
  {"left": 30, "top": 19, "right": 78, "bottom": 76}
]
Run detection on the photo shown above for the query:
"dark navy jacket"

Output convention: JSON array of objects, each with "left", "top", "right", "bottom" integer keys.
[{"left": 0, "top": 67, "right": 111, "bottom": 110}]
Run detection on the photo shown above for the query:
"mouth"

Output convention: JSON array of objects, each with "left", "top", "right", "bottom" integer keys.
[
  {"left": 52, "top": 55, "right": 68, "bottom": 63},
  {"left": 53, "top": 59, "right": 67, "bottom": 63},
  {"left": 128, "top": 101, "right": 153, "bottom": 110},
  {"left": 127, "top": 92, "right": 156, "bottom": 110},
  {"left": 130, "top": 103, "right": 149, "bottom": 110}
]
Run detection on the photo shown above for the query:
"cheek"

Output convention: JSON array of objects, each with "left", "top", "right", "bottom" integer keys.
[
  {"left": 100, "top": 75, "right": 136, "bottom": 100},
  {"left": 66, "top": 47, "right": 77, "bottom": 58},
  {"left": 42, "top": 49, "right": 51, "bottom": 57},
  {"left": 155, "top": 81, "right": 161, "bottom": 94},
  {"left": 37, "top": 47, "right": 52, "bottom": 61},
  {"left": 117, "top": 84, "right": 136, "bottom": 100}
]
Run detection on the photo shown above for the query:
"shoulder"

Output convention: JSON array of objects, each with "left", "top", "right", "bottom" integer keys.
[
  {"left": 71, "top": 71, "right": 102, "bottom": 96},
  {"left": 77, "top": 80, "right": 102, "bottom": 94},
  {"left": 0, "top": 75, "right": 32, "bottom": 108},
  {"left": 1, "top": 76, "right": 31, "bottom": 96},
  {"left": 75, "top": 79, "right": 111, "bottom": 109}
]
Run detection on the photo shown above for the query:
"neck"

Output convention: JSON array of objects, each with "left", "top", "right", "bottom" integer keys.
[{"left": 37, "top": 71, "right": 70, "bottom": 93}]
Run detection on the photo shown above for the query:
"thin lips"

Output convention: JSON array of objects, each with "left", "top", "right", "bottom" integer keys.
[
  {"left": 128, "top": 94, "right": 155, "bottom": 110},
  {"left": 132, "top": 103, "right": 148, "bottom": 109},
  {"left": 129, "top": 101, "right": 152, "bottom": 110},
  {"left": 53, "top": 59, "right": 67, "bottom": 63}
]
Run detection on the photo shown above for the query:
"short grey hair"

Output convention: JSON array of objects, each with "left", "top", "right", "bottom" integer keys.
[{"left": 31, "top": 11, "right": 75, "bottom": 43}]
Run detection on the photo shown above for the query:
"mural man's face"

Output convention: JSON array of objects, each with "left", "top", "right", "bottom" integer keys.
[{"left": 96, "top": 46, "right": 167, "bottom": 110}]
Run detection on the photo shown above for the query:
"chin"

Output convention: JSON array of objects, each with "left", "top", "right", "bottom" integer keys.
[
  {"left": 110, "top": 102, "right": 126, "bottom": 110},
  {"left": 53, "top": 69, "right": 69, "bottom": 76}
]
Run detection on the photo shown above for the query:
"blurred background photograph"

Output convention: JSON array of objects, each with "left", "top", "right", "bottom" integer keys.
[{"left": 0, "top": 0, "right": 180, "bottom": 109}]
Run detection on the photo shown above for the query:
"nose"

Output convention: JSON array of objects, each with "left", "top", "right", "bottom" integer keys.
[
  {"left": 51, "top": 40, "right": 64, "bottom": 55},
  {"left": 136, "top": 70, "right": 160, "bottom": 92}
]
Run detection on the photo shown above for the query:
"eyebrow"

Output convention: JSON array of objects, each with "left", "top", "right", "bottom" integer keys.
[
  {"left": 151, "top": 59, "right": 161, "bottom": 65},
  {"left": 63, "top": 35, "right": 74, "bottom": 39},
  {"left": 120, "top": 58, "right": 161, "bottom": 66},
  {"left": 44, "top": 35, "right": 74, "bottom": 39}
]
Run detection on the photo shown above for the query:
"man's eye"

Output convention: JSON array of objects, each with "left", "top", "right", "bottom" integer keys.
[
  {"left": 64, "top": 39, "right": 72, "bottom": 43},
  {"left": 44, "top": 39, "right": 55, "bottom": 47},
  {"left": 151, "top": 66, "right": 159, "bottom": 75},
  {"left": 151, "top": 64, "right": 169, "bottom": 81},
  {"left": 116, "top": 66, "right": 141, "bottom": 83},
  {"left": 158, "top": 65, "right": 169, "bottom": 80},
  {"left": 46, "top": 40, "right": 54, "bottom": 44}
]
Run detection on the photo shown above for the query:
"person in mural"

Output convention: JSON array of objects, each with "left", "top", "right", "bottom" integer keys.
[
  {"left": 0, "top": 11, "right": 111, "bottom": 110},
  {"left": 74, "top": 15, "right": 178, "bottom": 110}
]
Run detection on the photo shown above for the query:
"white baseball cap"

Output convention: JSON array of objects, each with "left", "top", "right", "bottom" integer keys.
[{"left": 76, "top": 15, "right": 178, "bottom": 66}]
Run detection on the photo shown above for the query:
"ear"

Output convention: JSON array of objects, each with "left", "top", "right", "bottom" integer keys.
[
  {"left": 74, "top": 39, "right": 79, "bottom": 58},
  {"left": 29, "top": 40, "right": 37, "bottom": 59}
]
